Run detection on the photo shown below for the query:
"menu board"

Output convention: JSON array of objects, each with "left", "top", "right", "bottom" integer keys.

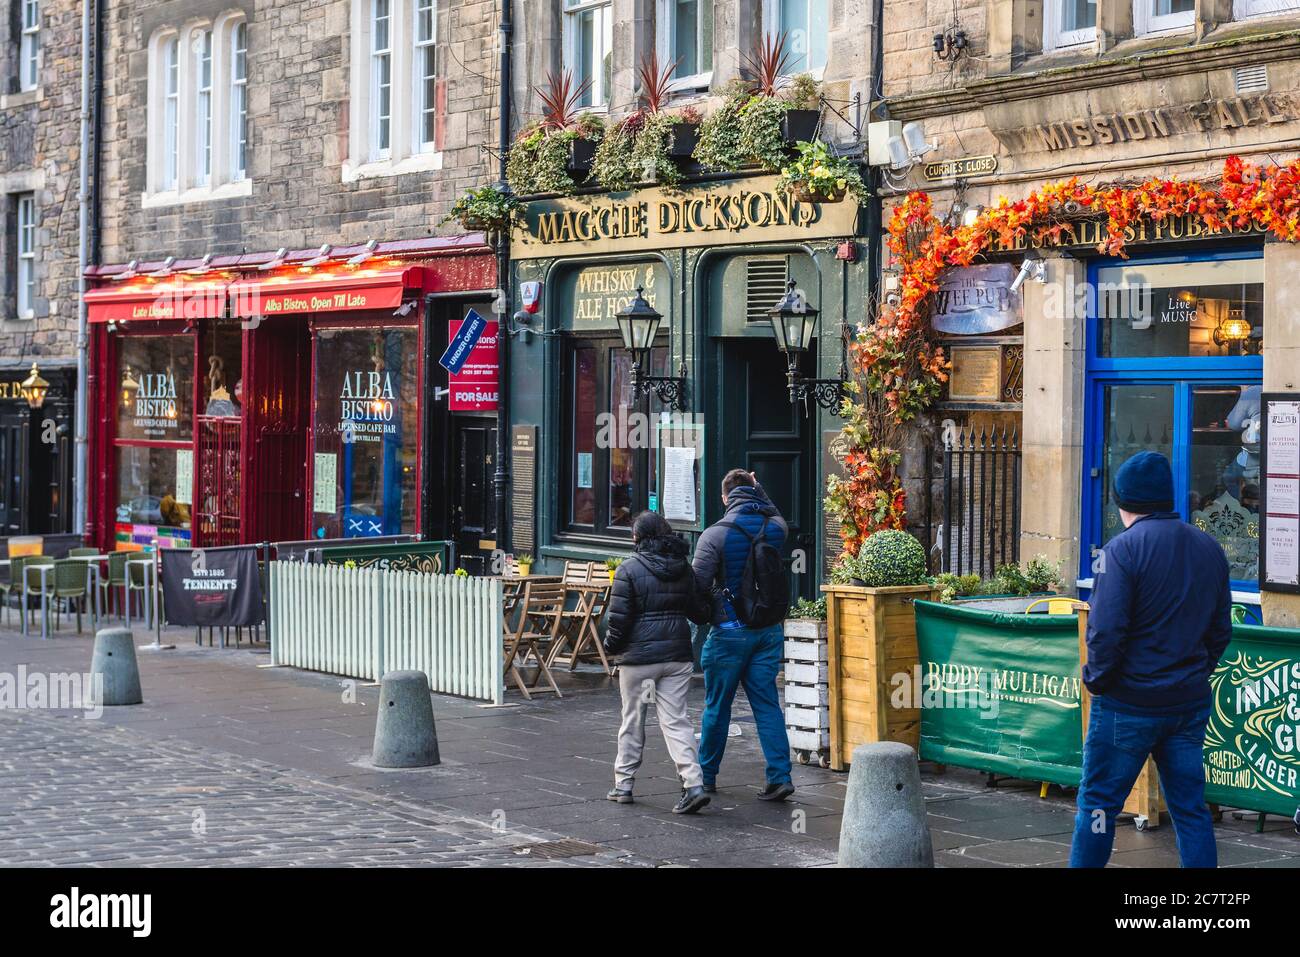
[
  {"left": 313, "top": 453, "right": 338, "bottom": 514},
  {"left": 656, "top": 419, "right": 704, "bottom": 532},
  {"left": 1260, "top": 394, "right": 1300, "bottom": 592}
]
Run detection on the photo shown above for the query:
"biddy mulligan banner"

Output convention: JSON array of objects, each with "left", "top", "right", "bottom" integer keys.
[{"left": 912, "top": 601, "right": 1085, "bottom": 787}]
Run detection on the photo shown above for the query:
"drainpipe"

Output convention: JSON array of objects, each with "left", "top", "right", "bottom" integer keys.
[
  {"left": 865, "top": 0, "right": 884, "bottom": 314},
  {"left": 74, "top": 0, "right": 99, "bottom": 536},
  {"left": 492, "top": 0, "right": 513, "bottom": 557}
]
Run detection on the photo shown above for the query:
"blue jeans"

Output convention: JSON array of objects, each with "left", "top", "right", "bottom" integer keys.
[
  {"left": 1069, "top": 696, "right": 1217, "bottom": 868},
  {"left": 699, "top": 623, "right": 791, "bottom": 787}
]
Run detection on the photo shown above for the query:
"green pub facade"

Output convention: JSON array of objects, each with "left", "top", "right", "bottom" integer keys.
[{"left": 506, "top": 175, "right": 865, "bottom": 591}]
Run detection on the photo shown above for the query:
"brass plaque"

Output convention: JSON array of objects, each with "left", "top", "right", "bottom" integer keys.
[{"left": 948, "top": 346, "right": 1002, "bottom": 402}]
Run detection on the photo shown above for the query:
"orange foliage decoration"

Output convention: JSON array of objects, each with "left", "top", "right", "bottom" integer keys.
[{"left": 825, "top": 156, "right": 1300, "bottom": 563}]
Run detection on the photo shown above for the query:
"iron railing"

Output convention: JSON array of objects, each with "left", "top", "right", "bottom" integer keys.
[{"left": 937, "top": 424, "right": 1021, "bottom": 578}]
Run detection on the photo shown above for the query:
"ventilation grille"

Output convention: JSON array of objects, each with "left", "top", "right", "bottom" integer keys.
[
  {"left": 1234, "top": 65, "right": 1268, "bottom": 94},
  {"left": 512, "top": 839, "right": 605, "bottom": 860},
  {"left": 746, "top": 258, "right": 789, "bottom": 323}
]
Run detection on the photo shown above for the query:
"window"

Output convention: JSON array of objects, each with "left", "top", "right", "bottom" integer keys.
[
  {"left": 1234, "top": 0, "right": 1300, "bottom": 18},
  {"left": 146, "top": 18, "right": 249, "bottom": 202},
  {"left": 563, "top": 338, "right": 669, "bottom": 537},
  {"left": 1134, "top": 0, "right": 1195, "bottom": 35},
  {"left": 163, "top": 39, "right": 179, "bottom": 189},
  {"left": 196, "top": 29, "right": 214, "bottom": 185},
  {"left": 371, "top": 0, "right": 393, "bottom": 157},
  {"left": 770, "top": 0, "right": 829, "bottom": 75},
  {"left": 230, "top": 23, "right": 247, "bottom": 180},
  {"left": 1044, "top": 0, "right": 1096, "bottom": 50},
  {"left": 662, "top": 0, "right": 713, "bottom": 85},
  {"left": 16, "top": 193, "right": 35, "bottom": 319},
  {"left": 1084, "top": 252, "right": 1265, "bottom": 589},
  {"left": 19, "top": 0, "right": 38, "bottom": 90},
  {"left": 414, "top": 0, "right": 437, "bottom": 151},
  {"left": 564, "top": 0, "right": 612, "bottom": 108}
]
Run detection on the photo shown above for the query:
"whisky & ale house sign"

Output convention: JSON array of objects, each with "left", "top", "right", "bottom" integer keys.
[{"left": 512, "top": 175, "right": 861, "bottom": 259}]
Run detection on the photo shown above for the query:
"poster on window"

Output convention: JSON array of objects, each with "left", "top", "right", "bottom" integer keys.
[
  {"left": 1261, "top": 394, "right": 1300, "bottom": 593},
  {"left": 447, "top": 318, "right": 499, "bottom": 411},
  {"left": 160, "top": 545, "right": 265, "bottom": 627},
  {"left": 313, "top": 453, "right": 338, "bottom": 513}
]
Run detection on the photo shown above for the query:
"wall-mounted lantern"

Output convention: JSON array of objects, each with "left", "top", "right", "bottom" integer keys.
[
  {"left": 615, "top": 286, "right": 687, "bottom": 410},
  {"left": 767, "top": 280, "right": 847, "bottom": 414}
]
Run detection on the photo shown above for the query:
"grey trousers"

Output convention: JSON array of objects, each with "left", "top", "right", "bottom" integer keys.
[{"left": 615, "top": 660, "right": 703, "bottom": 790}]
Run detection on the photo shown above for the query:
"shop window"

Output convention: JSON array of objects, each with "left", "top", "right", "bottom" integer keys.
[
  {"left": 766, "top": 0, "right": 828, "bottom": 75},
  {"left": 145, "top": 15, "right": 250, "bottom": 205},
  {"left": 1084, "top": 251, "right": 1263, "bottom": 589},
  {"left": 659, "top": 0, "right": 713, "bottom": 87},
  {"left": 18, "top": 0, "right": 39, "bottom": 91},
  {"left": 563, "top": 338, "right": 668, "bottom": 537},
  {"left": 1134, "top": 0, "right": 1195, "bottom": 35},
  {"left": 15, "top": 192, "right": 36, "bottom": 320},
  {"left": 1234, "top": 0, "right": 1300, "bottom": 17},
  {"left": 311, "top": 326, "right": 419, "bottom": 539},
  {"left": 200, "top": 323, "right": 243, "bottom": 418},
  {"left": 564, "top": 0, "right": 612, "bottom": 108},
  {"left": 347, "top": 0, "right": 444, "bottom": 180},
  {"left": 1044, "top": 0, "right": 1096, "bottom": 50},
  {"left": 113, "top": 334, "right": 196, "bottom": 550}
]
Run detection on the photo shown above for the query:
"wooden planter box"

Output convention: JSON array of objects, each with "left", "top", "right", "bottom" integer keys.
[{"left": 822, "top": 582, "right": 940, "bottom": 771}]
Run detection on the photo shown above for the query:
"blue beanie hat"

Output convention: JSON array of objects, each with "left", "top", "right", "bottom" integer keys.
[{"left": 1112, "top": 451, "right": 1174, "bottom": 514}]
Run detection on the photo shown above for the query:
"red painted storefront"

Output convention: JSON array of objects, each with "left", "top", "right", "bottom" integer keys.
[{"left": 84, "top": 237, "right": 496, "bottom": 553}]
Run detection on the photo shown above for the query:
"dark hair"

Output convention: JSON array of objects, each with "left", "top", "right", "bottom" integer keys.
[
  {"left": 631, "top": 510, "right": 674, "bottom": 544},
  {"left": 722, "top": 468, "right": 756, "bottom": 498}
]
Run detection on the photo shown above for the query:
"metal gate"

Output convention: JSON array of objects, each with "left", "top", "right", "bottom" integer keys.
[
  {"left": 196, "top": 416, "right": 242, "bottom": 546},
  {"left": 933, "top": 424, "right": 1021, "bottom": 577}
]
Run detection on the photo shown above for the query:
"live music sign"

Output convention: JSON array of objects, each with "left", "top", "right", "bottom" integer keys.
[{"left": 447, "top": 317, "right": 499, "bottom": 412}]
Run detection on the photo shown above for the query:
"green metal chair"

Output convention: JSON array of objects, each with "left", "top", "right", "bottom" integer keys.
[
  {"left": 100, "top": 552, "right": 130, "bottom": 620},
  {"left": 52, "top": 559, "right": 92, "bottom": 633},
  {"left": 0, "top": 555, "right": 30, "bottom": 627},
  {"left": 67, "top": 547, "right": 100, "bottom": 558},
  {"left": 23, "top": 556, "right": 55, "bottom": 636}
]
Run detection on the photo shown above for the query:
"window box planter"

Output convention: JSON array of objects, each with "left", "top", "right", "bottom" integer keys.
[
  {"left": 780, "top": 109, "right": 820, "bottom": 145},
  {"left": 821, "top": 582, "right": 940, "bottom": 771},
  {"left": 567, "top": 138, "right": 597, "bottom": 175},
  {"left": 667, "top": 122, "right": 699, "bottom": 159}
]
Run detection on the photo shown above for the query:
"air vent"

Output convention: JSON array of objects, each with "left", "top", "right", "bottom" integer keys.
[
  {"left": 745, "top": 258, "right": 789, "bottom": 322},
  {"left": 1234, "top": 65, "right": 1268, "bottom": 94}
]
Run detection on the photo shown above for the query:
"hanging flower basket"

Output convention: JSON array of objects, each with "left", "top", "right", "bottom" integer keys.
[{"left": 790, "top": 183, "right": 846, "bottom": 204}]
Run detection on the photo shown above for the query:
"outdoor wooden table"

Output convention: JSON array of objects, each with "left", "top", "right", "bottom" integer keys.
[{"left": 547, "top": 580, "right": 614, "bottom": 676}]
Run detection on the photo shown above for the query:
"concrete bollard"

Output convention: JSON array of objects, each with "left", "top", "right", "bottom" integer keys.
[
  {"left": 838, "top": 741, "right": 934, "bottom": 868},
  {"left": 372, "top": 670, "right": 440, "bottom": 768},
  {"left": 90, "top": 627, "right": 143, "bottom": 706}
]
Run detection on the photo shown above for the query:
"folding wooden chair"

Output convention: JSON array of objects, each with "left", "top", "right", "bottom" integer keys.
[{"left": 503, "top": 581, "right": 565, "bottom": 699}]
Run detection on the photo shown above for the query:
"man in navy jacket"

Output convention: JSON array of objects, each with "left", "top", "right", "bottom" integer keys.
[{"left": 1070, "top": 451, "right": 1233, "bottom": 868}]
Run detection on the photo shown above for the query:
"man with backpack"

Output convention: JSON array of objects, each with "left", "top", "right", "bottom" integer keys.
[{"left": 692, "top": 468, "right": 794, "bottom": 801}]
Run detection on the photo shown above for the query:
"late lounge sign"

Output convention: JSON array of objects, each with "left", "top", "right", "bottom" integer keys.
[{"left": 512, "top": 175, "right": 860, "bottom": 258}]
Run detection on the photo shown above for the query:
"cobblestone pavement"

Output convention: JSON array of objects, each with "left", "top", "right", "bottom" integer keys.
[{"left": 1, "top": 626, "right": 1298, "bottom": 868}]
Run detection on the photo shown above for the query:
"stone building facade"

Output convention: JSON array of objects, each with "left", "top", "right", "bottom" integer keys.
[{"left": 877, "top": 0, "right": 1300, "bottom": 624}]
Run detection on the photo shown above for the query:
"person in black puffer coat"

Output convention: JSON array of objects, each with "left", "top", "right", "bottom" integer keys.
[{"left": 603, "top": 511, "right": 711, "bottom": 815}]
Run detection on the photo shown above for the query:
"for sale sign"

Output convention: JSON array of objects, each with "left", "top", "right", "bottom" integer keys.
[{"left": 447, "top": 317, "right": 499, "bottom": 412}]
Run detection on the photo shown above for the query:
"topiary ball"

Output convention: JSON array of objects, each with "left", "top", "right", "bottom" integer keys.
[{"left": 856, "top": 530, "right": 928, "bottom": 588}]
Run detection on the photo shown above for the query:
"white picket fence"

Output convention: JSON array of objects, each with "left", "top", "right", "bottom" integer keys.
[{"left": 269, "top": 561, "right": 504, "bottom": 704}]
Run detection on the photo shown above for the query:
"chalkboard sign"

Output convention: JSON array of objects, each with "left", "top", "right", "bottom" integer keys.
[{"left": 1260, "top": 393, "right": 1300, "bottom": 593}]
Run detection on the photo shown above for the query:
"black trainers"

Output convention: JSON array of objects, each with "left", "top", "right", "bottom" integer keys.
[
  {"left": 757, "top": 782, "right": 795, "bottom": 802},
  {"left": 606, "top": 787, "right": 634, "bottom": 804},
  {"left": 673, "top": 786, "right": 710, "bottom": 815}
]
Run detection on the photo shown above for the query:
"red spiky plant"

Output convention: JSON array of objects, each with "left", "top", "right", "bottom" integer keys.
[
  {"left": 636, "top": 50, "right": 683, "bottom": 114},
  {"left": 742, "top": 31, "right": 794, "bottom": 97},
  {"left": 535, "top": 70, "right": 593, "bottom": 130}
]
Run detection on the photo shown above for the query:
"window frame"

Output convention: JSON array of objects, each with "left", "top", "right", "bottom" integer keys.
[
  {"left": 1044, "top": 0, "right": 1097, "bottom": 51},
  {"left": 764, "top": 0, "right": 829, "bottom": 78},
  {"left": 412, "top": 0, "right": 437, "bottom": 153},
  {"left": 19, "top": 0, "right": 39, "bottom": 91},
  {"left": 658, "top": 0, "right": 713, "bottom": 91},
  {"left": 1133, "top": 0, "right": 1196, "bottom": 36},
  {"left": 563, "top": 0, "right": 613, "bottom": 110},
  {"left": 370, "top": 0, "right": 394, "bottom": 160},
  {"left": 230, "top": 22, "right": 248, "bottom": 181},
  {"left": 1081, "top": 248, "right": 1266, "bottom": 592},
  {"left": 163, "top": 37, "right": 180, "bottom": 190},
  {"left": 1233, "top": 0, "right": 1300, "bottom": 18},
  {"left": 195, "top": 28, "right": 214, "bottom": 186},
  {"left": 16, "top": 192, "right": 36, "bottom": 319}
]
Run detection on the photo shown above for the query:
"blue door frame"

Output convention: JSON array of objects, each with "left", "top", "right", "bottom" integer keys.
[{"left": 1080, "top": 248, "right": 1263, "bottom": 593}]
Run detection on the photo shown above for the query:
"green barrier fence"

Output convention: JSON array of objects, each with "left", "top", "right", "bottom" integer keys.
[{"left": 310, "top": 540, "right": 454, "bottom": 574}]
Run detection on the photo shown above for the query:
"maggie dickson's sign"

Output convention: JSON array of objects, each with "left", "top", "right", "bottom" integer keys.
[{"left": 512, "top": 175, "right": 861, "bottom": 258}]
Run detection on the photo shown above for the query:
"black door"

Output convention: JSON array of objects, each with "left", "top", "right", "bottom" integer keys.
[
  {"left": 451, "top": 417, "right": 498, "bottom": 575},
  {"left": 0, "top": 409, "right": 29, "bottom": 536},
  {"left": 717, "top": 338, "right": 817, "bottom": 601}
]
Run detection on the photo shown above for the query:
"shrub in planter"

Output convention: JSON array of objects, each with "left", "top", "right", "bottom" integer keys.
[
  {"left": 779, "top": 72, "right": 821, "bottom": 143},
  {"left": 439, "top": 185, "right": 522, "bottom": 234},
  {"left": 693, "top": 79, "right": 823, "bottom": 173},
  {"left": 507, "top": 71, "right": 604, "bottom": 196},
  {"left": 590, "top": 53, "right": 696, "bottom": 191},
  {"left": 848, "top": 530, "right": 928, "bottom": 588}
]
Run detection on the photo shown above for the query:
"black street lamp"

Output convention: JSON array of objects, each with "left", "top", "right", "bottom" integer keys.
[
  {"left": 767, "top": 279, "right": 847, "bottom": 413},
  {"left": 615, "top": 286, "right": 687, "bottom": 410}
]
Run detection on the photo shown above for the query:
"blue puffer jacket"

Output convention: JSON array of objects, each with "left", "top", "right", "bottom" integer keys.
[
  {"left": 691, "top": 484, "right": 788, "bottom": 628},
  {"left": 1085, "top": 511, "right": 1233, "bottom": 712}
]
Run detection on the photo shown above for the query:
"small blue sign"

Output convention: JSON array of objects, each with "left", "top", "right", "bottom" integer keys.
[{"left": 438, "top": 308, "right": 488, "bottom": 375}]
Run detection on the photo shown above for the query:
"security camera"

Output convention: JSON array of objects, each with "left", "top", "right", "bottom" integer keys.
[
  {"left": 1009, "top": 249, "right": 1045, "bottom": 294},
  {"left": 902, "top": 122, "right": 936, "bottom": 159}
]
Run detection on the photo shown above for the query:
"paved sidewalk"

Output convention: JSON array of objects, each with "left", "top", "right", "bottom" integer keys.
[{"left": 0, "top": 626, "right": 1297, "bottom": 867}]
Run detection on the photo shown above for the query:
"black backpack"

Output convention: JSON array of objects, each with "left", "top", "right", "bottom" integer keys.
[{"left": 719, "top": 515, "right": 789, "bottom": 628}]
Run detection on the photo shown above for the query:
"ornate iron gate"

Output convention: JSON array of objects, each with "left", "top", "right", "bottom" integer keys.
[
  {"left": 196, "top": 416, "right": 242, "bottom": 546},
  {"left": 935, "top": 423, "right": 1021, "bottom": 577}
]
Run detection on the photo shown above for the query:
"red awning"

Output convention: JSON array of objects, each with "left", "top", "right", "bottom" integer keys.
[
  {"left": 228, "top": 266, "right": 424, "bottom": 319},
  {"left": 85, "top": 277, "right": 232, "bottom": 324}
]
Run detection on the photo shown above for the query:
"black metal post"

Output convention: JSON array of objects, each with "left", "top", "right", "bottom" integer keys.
[{"left": 492, "top": 0, "right": 513, "bottom": 556}]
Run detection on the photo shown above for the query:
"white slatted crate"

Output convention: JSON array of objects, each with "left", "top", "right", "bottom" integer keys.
[
  {"left": 788, "top": 727, "right": 830, "bottom": 752},
  {"left": 785, "top": 704, "right": 829, "bottom": 730},
  {"left": 784, "top": 683, "right": 829, "bottom": 707},
  {"left": 783, "top": 639, "right": 828, "bottom": 663},
  {"left": 784, "top": 619, "right": 827, "bottom": 641},
  {"left": 785, "top": 661, "right": 829, "bottom": 684}
]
